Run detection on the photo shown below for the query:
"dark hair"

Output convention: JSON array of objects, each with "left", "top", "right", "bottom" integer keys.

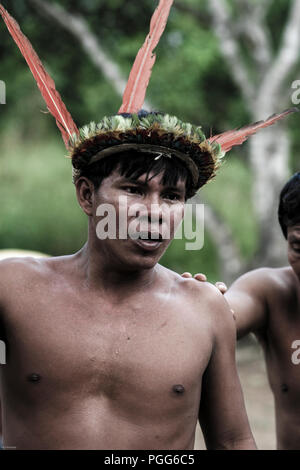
[
  {"left": 80, "top": 149, "right": 193, "bottom": 200},
  {"left": 278, "top": 172, "right": 300, "bottom": 238}
]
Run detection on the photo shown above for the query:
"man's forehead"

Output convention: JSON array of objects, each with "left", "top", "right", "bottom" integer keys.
[{"left": 116, "top": 171, "right": 186, "bottom": 191}]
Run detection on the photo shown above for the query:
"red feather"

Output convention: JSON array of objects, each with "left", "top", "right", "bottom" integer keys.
[
  {"left": 0, "top": 4, "right": 78, "bottom": 148},
  {"left": 119, "top": 0, "right": 174, "bottom": 114},
  {"left": 209, "top": 108, "right": 298, "bottom": 153}
]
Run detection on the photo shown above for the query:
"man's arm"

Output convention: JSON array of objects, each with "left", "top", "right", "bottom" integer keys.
[
  {"left": 224, "top": 269, "right": 269, "bottom": 339},
  {"left": 0, "top": 400, "right": 2, "bottom": 442},
  {"left": 0, "top": 310, "right": 4, "bottom": 449},
  {"left": 199, "top": 287, "right": 256, "bottom": 449},
  {"left": 0, "top": 301, "right": 3, "bottom": 443}
]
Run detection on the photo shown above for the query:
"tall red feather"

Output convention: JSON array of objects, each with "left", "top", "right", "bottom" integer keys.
[
  {"left": 119, "top": 0, "right": 174, "bottom": 114},
  {"left": 209, "top": 108, "right": 298, "bottom": 153},
  {"left": 0, "top": 4, "right": 78, "bottom": 148}
]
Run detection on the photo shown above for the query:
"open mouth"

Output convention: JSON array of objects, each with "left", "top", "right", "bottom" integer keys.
[
  {"left": 137, "top": 231, "right": 163, "bottom": 241},
  {"left": 133, "top": 232, "right": 164, "bottom": 251}
]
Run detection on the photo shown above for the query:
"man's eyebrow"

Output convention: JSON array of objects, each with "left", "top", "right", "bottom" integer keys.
[
  {"left": 117, "top": 177, "right": 145, "bottom": 185},
  {"left": 117, "top": 177, "right": 186, "bottom": 193},
  {"left": 162, "top": 185, "right": 185, "bottom": 193}
]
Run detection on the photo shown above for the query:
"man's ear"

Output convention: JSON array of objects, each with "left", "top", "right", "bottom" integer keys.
[{"left": 75, "top": 177, "right": 95, "bottom": 216}]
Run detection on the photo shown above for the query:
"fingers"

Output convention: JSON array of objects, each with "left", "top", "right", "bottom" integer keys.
[
  {"left": 193, "top": 273, "right": 207, "bottom": 282},
  {"left": 181, "top": 273, "right": 227, "bottom": 295},
  {"left": 215, "top": 282, "right": 228, "bottom": 294},
  {"left": 182, "top": 273, "right": 207, "bottom": 282},
  {"left": 181, "top": 272, "right": 207, "bottom": 282}
]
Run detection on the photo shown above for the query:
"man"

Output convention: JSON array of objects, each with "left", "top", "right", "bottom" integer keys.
[
  {"left": 0, "top": 1, "right": 294, "bottom": 450},
  {"left": 0, "top": 138, "right": 257, "bottom": 450},
  {"left": 186, "top": 172, "right": 300, "bottom": 450}
]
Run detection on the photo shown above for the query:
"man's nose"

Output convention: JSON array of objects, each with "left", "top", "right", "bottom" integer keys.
[
  {"left": 138, "top": 206, "right": 163, "bottom": 224},
  {"left": 138, "top": 194, "right": 163, "bottom": 224}
]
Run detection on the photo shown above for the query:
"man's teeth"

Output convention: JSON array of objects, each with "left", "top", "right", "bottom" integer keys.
[{"left": 138, "top": 235, "right": 161, "bottom": 241}]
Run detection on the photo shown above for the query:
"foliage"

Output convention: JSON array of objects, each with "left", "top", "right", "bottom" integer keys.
[{"left": 0, "top": 0, "right": 298, "bottom": 279}]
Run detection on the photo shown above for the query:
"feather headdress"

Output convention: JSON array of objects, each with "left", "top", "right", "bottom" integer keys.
[
  {"left": 0, "top": 1, "right": 297, "bottom": 194},
  {"left": 0, "top": 4, "right": 78, "bottom": 148}
]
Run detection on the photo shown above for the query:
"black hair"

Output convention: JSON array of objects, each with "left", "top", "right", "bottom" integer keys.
[
  {"left": 278, "top": 172, "right": 300, "bottom": 238},
  {"left": 80, "top": 150, "right": 193, "bottom": 200},
  {"left": 79, "top": 110, "right": 194, "bottom": 200}
]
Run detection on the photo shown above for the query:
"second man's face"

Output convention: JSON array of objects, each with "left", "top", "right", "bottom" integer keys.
[{"left": 288, "top": 225, "right": 300, "bottom": 277}]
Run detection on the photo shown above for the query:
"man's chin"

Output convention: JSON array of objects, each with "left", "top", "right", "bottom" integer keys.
[
  {"left": 120, "top": 241, "right": 168, "bottom": 270},
  {"left": 102, "top": 237, "right": 169, "bottom": 271},
  {"left": 126, "top": 251, "right": 163, "bottom": 270}
]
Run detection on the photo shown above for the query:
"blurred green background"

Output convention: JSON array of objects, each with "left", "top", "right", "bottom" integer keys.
[{"left": 0, "top": 0, "right": 299, "bottom": 282}]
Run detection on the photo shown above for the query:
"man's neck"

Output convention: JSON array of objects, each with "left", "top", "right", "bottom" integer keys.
[{"left": 76, "top": 242, "right": 159, "bottom": 297}]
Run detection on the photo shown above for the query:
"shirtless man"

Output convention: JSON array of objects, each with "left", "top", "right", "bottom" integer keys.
[
  {"left": 186, "top": 172, "right": 300, "bottom": 450},
  {"left": 0, "top": 150, "right": 256, "bottom": 450}
]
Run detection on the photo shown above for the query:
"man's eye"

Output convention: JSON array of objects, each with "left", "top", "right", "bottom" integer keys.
[
  {"left": 164, "top": 193, "right": 180, "bottom": 201},
  {"left": 123, "top": 186, "right": 142, "bottom": 195}
]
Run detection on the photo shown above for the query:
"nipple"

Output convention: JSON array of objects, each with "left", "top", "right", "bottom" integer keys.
[
  {"left": 172, "top": 384, "right": 185, "bottom": 394},
  {"left": 27, "top": 373, "right": 41, "bottom": 383}
]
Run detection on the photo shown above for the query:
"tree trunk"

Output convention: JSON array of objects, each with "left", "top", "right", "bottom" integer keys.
[{"left": 249, "top": 125, "right": 290, "bottom": 267}]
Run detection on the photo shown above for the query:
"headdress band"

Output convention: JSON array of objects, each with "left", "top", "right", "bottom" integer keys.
[{"left": 87, "top": 143, "right": 199, "bottom": 185}]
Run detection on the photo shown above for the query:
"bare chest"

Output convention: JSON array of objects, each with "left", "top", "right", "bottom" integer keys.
[
  {"left": 1, "top": 290, "right": 211, "bottom": 409},
  {"left": 262, "top": 299, "right": 300, "bottom": 401}
]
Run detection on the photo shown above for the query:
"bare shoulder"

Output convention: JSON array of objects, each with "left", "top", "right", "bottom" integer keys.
[
  {"left": 262, "top": 266, "right": 298, "bottom": 303},
  {"left": 0, "top": 255, "right": 46, "bottom": 278},
  {"left": 267, "top": 266, "right": 296, "bottom": 288},
  {"left": 181, "top": 277, "right": 236, "bottom": 340},
  {"left": 230, "top": 266, "right": 295, "bottom": 297},
  {"left": 178, "top": 275, "right": 225, "bottom": 304},
  {"left": 159, "top": 264, "right": 223, "bottom": 300},
  {"left": 0, "top": 252, "right": 77, "bottom": 276},
  {"left": 0, "top": 255, "right": 74, "bottom": 299},
  {"left": 159, "top": 265, "right": 234, "bottom": 331}
]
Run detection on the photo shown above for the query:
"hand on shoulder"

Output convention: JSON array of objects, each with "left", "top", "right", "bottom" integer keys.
[{"left": 181, "top": 271, "right": 227, "bottom": 294}]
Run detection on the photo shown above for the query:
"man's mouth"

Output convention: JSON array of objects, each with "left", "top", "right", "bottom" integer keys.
[
  {"left": 133, "top": 231, "right": 164, "bottom": 251},
  {"left": 138, "top": 231, "right": 163, "bottom": 241}
]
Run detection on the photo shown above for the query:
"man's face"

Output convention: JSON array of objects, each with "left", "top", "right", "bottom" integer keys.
[
  {"left": 91, "top": 167, "right": 186, "bottom": 270},
  {"left": 287, "top": 224, "right": 300, "bottom": 277}
]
